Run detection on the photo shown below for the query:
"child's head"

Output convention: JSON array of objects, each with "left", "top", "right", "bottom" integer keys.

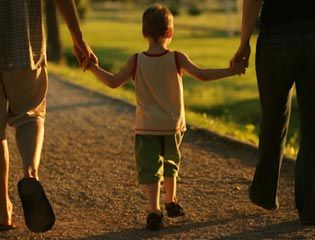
[{"left": 142, "top": 4, "right": 174, "bottom": 43}]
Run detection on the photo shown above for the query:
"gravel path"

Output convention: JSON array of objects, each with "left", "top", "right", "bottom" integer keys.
[{"left": 1, "top": 75, "right": 315, "bottom": 240}]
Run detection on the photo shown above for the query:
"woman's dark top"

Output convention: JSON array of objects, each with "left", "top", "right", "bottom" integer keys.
[{"left": 260, "top": 0, "right": 315, "bottom": 27}]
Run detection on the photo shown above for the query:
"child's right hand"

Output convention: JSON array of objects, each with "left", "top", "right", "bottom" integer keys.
[
  {"left": 231, "top": 60, "right": 247, "bottom": 75},
  {"left": 82, "top": 58, "right": 98, "bottom": 71}
]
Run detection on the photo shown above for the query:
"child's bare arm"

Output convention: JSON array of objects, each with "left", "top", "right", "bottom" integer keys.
[
  {"left": 177, "top": 51, "right": 246, "bottom": 81},
  {"left": 87, "top": 55, "right": 136, "bottom": 88}
]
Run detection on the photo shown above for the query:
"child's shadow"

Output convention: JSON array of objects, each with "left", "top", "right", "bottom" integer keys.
[
  {"left": 76, "top": 217, "right": 304, "bottom": 240},
  {"left": 77, "top": 218, "right": 229, "bottom": 240}
]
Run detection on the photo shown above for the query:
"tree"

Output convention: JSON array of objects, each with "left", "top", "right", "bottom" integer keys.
[{"left": 44, "top": 0, "right": 64, "bottom": 63}]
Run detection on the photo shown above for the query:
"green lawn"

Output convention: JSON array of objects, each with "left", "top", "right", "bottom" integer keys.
[{"left": 49, "top": 7, "right": 299, "bottom": 157}]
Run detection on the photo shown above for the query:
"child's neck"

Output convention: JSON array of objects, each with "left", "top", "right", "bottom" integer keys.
[{"left": 146, "top": 38, "right": 169, "bottom": 54}]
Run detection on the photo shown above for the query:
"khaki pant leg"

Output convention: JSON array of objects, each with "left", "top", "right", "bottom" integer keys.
[{"left": 2, "top": 66, "right": 48, "bottom": 128}]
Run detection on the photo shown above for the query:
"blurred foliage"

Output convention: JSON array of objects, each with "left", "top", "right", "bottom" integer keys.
[
  {"left": 87, "top": 0, "right": 241, "bottom": 17},
  {"left": 169, "top": 5, "right": 180, "bottom": 16},
  {"left": 64, "top": 52, "right": 79, "bottom": 67},
  {"left": 75, "top": 0, "right": 89, "bottom": 20},
  {"left": 188, "top": 4, "right": 202, "bottom": 16}
]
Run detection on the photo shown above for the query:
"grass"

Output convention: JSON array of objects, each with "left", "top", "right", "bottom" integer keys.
[{"left": 49, "top": 7, "right": 299, "bottom": 157}]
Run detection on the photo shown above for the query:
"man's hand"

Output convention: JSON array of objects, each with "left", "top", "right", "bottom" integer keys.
[
  {"left": 54, "top": 0, "right": 98, "bottom": 70},
  {"left": 81, "top": 56, "right": 97, "bottom": 71},
  {"left": 72, "top": 37, "right": 98, "bottom": 71},
  {"left": 230, "top": 43, "right": 251, "bottom": 68}
]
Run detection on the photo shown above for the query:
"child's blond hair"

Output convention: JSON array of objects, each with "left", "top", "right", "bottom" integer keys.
[{"left": 142, "top": 4, "right": 173, "bottom": 42}]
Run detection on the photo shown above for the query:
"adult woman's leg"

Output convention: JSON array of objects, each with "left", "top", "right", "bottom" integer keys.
[
  {"left": 295, "top": 33, "right": 315, "bottom": 223},
  {"left": 250, "top": 35, "right": 297, "bottom": 209}
]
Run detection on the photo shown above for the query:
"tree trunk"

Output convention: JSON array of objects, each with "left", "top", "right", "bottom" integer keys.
[{"left": 44, "top": 0, "right": 64, "bottom": 62}]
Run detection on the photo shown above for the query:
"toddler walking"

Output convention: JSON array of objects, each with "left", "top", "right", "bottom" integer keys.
[{"left": 86, "top": 4, "right": 246, "bottom": 230}]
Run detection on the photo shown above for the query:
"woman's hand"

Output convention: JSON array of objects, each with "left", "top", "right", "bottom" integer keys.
[{"left": 230, "top": 43, "right": 251, "bottom": 69}]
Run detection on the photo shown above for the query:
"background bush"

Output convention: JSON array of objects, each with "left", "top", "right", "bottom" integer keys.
[
  {"left": 188, "top": 4, "right": 202, "bottom": 16},
  {"left": 75, "top": 0, "right": 89, "bottom": 20}
]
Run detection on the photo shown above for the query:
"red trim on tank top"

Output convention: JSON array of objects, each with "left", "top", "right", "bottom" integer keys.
[
  {"left": 142, "top": 50, "right": 170, "bottom": 57},
  {"left": 135, "top": 128, "right": 185, "bottom": 132},
  {"left": 174, "top": 51, "right": 182, "bottom": 76},
  {"left": 132, "top": 53, "right": 138, "bottom": 80}
]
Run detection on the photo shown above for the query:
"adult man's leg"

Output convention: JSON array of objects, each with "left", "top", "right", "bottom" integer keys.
[
  {"left": 3, "top": 67, "right": 47, "bottom": 180},
  {"left": 0, "top": 140, "right": 13, "bottom": 228},
  {"left": 15, "top": 119, "right": 44, "bottom": 179},
  {"left": 0, "top": 74, "right": 13, "bottom": 229},
  {"left": 2, "top": 67, "right": 55, "bottom": 232}
]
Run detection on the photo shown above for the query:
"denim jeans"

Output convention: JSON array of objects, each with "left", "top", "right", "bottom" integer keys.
[{"left": 251, "top": 20, "right": 315, "bottom": 214}]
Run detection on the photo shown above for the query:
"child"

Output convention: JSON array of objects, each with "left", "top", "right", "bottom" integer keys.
[{"left": 85, "top": 4, "right": 246, "bottom": 230}]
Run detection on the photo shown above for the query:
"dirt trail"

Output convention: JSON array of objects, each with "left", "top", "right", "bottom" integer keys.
[{"left": 1, "top": 76, "right": 314, "bottom": 240}]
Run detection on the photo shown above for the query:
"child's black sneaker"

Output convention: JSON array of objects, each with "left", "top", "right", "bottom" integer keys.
[
  {"left": 146, "top": 211, "right": 164, "bottom": 230},
  {"left": 165, "top": 202, "right": 185, "bottom": 218}
]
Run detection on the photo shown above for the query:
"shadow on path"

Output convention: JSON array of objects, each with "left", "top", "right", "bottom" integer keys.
[
  {"left": 77, "top": 218, "right": 232, "bottom": 240},
  {"left": 216, "top": 220, "right": 305, "bottom": 240},
  {"left": 76, "top": 218, "right": 305, "bottom": 240}
]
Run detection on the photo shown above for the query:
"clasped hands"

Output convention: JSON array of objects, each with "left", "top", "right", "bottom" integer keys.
[{"left": 72, "top": 37, "right": 98, "bottom": 71}]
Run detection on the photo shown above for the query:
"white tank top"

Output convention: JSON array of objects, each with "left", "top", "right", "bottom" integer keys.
[{"left": 133, "top": 50, "right": 186, "bottom": 135}]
